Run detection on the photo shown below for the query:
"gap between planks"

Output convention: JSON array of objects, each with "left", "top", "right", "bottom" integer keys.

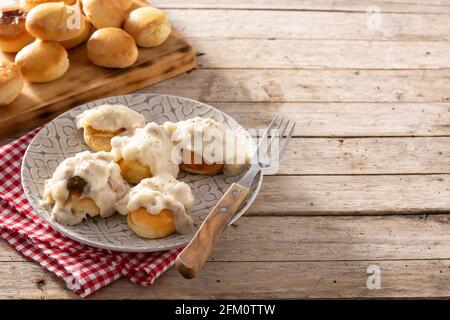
[
  {"left": 151, "top": 0, "right": 450, "bottom": 15},
  {"left": 6, "top": 137, "right": 450, "bottom": 175},
  {"left": 5, "top": 102, "right": 450, "bottom": 140},
  {"left": 4, "top": 214, "right": 450, "bottom": 262},
  {"left": 2, "top": 259, "right": 450, "bottom": 299},
  {"left": 249, "top": 174, "right": 450, "bottom": 216},
  {"left": 6, "top": 174, "right": 444, "bottom": 217},
  {"left": 141, "top": 69, "right": 450, "bottom": 103},
  {"left": 165, "top": 9, "right": 450, "bottom": 41}
]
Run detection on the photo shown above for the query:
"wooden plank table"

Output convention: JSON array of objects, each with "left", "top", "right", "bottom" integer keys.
[{"left": 1, "top": 0, "right": 450, "bottom": 299}]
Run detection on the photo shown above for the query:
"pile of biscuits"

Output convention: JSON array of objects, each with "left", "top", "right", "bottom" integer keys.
[{"left": 0, "top": 0, "right": 172, "bottom": 106}]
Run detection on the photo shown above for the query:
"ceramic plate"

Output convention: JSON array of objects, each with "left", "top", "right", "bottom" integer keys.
[{"left": 21, "top": 94, "right": 263, "bottom": 252}]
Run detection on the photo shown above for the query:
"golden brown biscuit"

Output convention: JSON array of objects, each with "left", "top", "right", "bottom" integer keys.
[
  {"left": 64, "top": 191, "right": 100, "bottom": 218},
  {"left": 87, "top": 27, "right": 138, "bottom": 68},
  {"left": 0, "top": 60, "right": 24, "bottom": 106},
  {"left": 0, "top": 6, "right": 35, "bottom": 53},
  {"left": 25, "top": 2, "right": 84, "bottom": 41},
  {"left": 179, "top": 151, "right": 224, "bottom": 175},
  {"left": 120, "top": 0, "right": 134, "bottom": 11},
  {"left": 127, "top": 208, "right": 176, "bottom": 239},
  {"left": 19, "top": 0, "right": 77, "bottom": 11},
  {"left": 83, "top": 126, "right": 126, "bottom": 152},
  {"left": 118, "top": 158, "right": 152, "bottom": 184},
  {"left": 81, "top": 0, "right": 130, "bottom": 29},
  {"left": 123, "top": 7, "right": 171, "bottom": 48},
  {"left": 15, "top": 40, "right": 69, "bottom": 83},
  {"left": 59, "top": 15, "right": 93, "bottom": 49}
]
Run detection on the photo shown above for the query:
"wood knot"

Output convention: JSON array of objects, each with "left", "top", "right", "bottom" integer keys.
[{"left": 36, "top": 279, "right": 46, "bottom": 289}]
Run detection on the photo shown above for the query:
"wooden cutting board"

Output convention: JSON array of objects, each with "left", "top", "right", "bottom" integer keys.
[{"left": 0, "top": 0, "right": 196, "bottom": 139}]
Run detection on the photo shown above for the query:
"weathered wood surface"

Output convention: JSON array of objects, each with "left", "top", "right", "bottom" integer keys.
[
  {"left": 214, "top": 102, "right": 450, "bottom": 137},
  {"left": 154, "top": 0, "right": 450, "bottom": 14},
  {"left": 4, "top": 215, "right": 450, "bottom": 263},
  {"left": 2, "top": 259, "right": 450, "bottom": 299},
  {"left": 166, "top": 10, "right": 450, "bottom": 41},
  {"left": 2, "top": 0, "right": 450, "bottom": 299},
  {"left": 252, "top": 175, "right": 450, "bottom": 215},
  {"left": 142, "top": 69, "right": 450, "bottom": 103},
  {"left": 3, "top": 102, "right": 450, "bottom": 138},
  {"left": 280, "top": 137, "right": 450, "bottom": 174},
  {"left": 4, "top": 214, "right": 450, "bottom": 298},
  {"left": 189, "top": 39, "right": 450, "bottom": 69}
]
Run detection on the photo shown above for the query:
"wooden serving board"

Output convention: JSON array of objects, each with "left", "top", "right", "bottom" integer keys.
[{"left": 0, "top": 0, "right": 196, "bottom": 139}]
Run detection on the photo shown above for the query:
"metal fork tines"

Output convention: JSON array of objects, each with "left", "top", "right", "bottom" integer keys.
[{"left": 239, "top": 114, "right": 296, "bottom": 188}]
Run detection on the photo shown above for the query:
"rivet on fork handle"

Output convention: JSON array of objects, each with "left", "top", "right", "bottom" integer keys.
[{"left": 175, "top": 183, "right": 250, "bottom": 279}]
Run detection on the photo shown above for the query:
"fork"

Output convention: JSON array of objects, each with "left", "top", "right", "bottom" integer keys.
[{"left": 175, "top": 114, "right": 296, "bottom": 279}]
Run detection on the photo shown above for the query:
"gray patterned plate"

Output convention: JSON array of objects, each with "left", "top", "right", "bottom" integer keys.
[{"left": 21, "top": 94, "right": 263, "bottom": 252}]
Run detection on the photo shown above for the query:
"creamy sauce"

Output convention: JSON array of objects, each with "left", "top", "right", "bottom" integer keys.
[
  {"left": 76, "top": 104, "right": 145, "bottom": 132},
  {"left": 110, "top": 122, "right": 180, "bottom": 177},
  {"left": 41, "top": 151, "right": 130, "bottom": 225},
  {"left": 115, "top": 173, "right": 194, "bottom": 234},
  {"left": 163, "top": 117, "right": 250, "bottom": 176}
]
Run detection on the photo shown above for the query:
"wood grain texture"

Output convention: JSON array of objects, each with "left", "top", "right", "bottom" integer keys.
[
  {"left": 166, "top": 9, "right": 450, "bottom": 41},
  {"left": 2, "top": 259, "right": 450, "bottom": 299},
  {"left": 176, "top": 184, "right": 249, "bottom": 279},
  {"left": 93, "top": 259, "right": 450, "bottom": 299},
  {"left": 191, "top": 39, "right": 450, "bottom": 69},
  {"left": 153, "top": 0, "right": 450, "bottom": 14},
  {"left": 213, "top": 102, "right": 450, "bottom": 137},
  {"left": 4, "top": 215, "right": 450, "bottom": 263},
  {"left": 250, "top": 175, "right": 450, "bottom": 216},
  {"left": 2, "top": 102, "right": 450, "bottom": 140},
  {"left": 0, "top": 241, "right": 25, "bottom": 262},
  {"left": 184, "top": 215, "right": 450, "bottom": 262},
  {"left": 279, "top": 137, "right": 450, "bottom": 175},
  {"left": 0, "top": 2, "right": 196, "bottom": 139},
  {"left": 143, "top": 69, "right": 450, "bottom": 103}
]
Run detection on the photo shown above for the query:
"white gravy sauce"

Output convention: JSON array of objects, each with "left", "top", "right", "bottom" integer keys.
[
  {"left": 110, "top": 122, "right": 180, "bottom": 177},
  {"left": 76, "top": 104, "right": 145, "bottom": 132},
  {"left": 41, "top": 151, "right": 130, "bottom": 225},
  {"left": 163, "top": 117, "right": 250, "bottom": 176},
  {"left": 115, "top": 173, "right": 194, "bottom": 234}
]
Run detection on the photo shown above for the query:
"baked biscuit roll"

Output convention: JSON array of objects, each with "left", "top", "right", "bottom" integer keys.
[
  {"left": 123, "top": 7, "right": 171, "bottom": 48},
  {"left": 111, "top": 122, "right": 180, "bottom": 184},
  {"left": 0, "top": 60, "right": 23, "bottom": 106},
  {"left": 41, "top": 151, "right": 130, "bottom": 225},
  {"left": 81, "top": 0, "right": 130, "bottom": 29},
  {"left": 59, "top": 16, "right": 93, "bottom": 49},
  {"left": 115, "top": 173, "right": 194, "bottom": 239},
  {"left": 25, "top": 2, "right": 85, "bottom": 42},
  {"left": 87, "top": 27, "right": 138, "bottom": 68},
  {"left": 164, "top": 117, "right": 250, "bottom": 176},
  {"left": 15, "top": 40, "right": 69, "bottom": 83},
  {"left": 76, "top": 104, "right": 145, "bottom": 152},
  {"left": 0, "top": 6, "right": 34, "bottom": 53},
  {"left": 19, "top": 0, "right": 77, "bottom": 11}
]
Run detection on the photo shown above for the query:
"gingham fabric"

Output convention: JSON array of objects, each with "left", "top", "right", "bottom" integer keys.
[{"left": 0, "top": 129, "right": 182, "bottom": 297}]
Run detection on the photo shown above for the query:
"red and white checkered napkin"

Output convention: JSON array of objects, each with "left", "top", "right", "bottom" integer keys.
[{"left": 0, "top": 129, "right": 182, "bottom": 297}]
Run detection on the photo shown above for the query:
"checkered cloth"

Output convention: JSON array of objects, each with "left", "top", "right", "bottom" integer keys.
[{"left": 0, "top": 129, "right": 182, "bottom": 297}]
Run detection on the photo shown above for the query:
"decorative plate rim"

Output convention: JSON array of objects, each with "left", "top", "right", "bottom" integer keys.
[{"left": 20, "top": 94, "right": 263, "bottom": 253}]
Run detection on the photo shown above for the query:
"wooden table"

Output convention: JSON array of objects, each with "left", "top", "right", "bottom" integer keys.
[{"left": 2, "top": 0, "right": 450, "bottom": 299}]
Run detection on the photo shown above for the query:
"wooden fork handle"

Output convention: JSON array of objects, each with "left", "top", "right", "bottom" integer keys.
[{"left": 176, "top": 183, "right": 250, "bottom": 279}]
